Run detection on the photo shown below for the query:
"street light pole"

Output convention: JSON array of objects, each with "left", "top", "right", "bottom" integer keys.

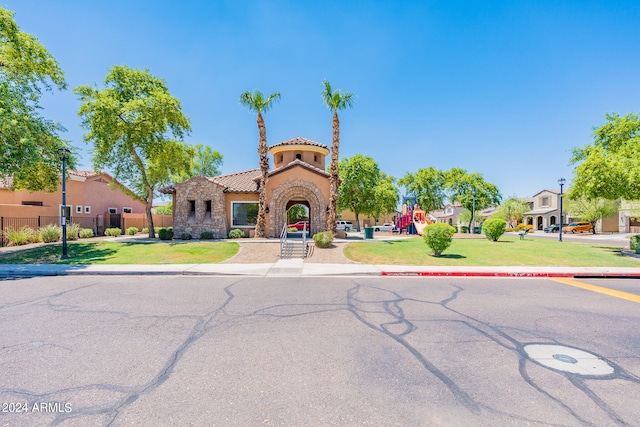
[
  {"left": 58, "top": 148, "right": 71, "bottom": 258},
  {"left": 471, "top": 191, "right": 476, "bottom": 234},
  {"left": 558, "top": 178, "right": 565, "bottom": 242}
]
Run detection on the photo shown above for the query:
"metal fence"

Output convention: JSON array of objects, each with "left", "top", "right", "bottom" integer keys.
[{"left": 0, "top": 214, "right": 174, "bottom": 246}]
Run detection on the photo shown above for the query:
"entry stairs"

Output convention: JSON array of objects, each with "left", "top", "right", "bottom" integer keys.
[{"left": 279, "top": 224, "right": 312, "bottom": 259}]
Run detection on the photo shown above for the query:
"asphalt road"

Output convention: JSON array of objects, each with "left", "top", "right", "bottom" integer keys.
[{"left": 1, "top": 275, "right": 639, "bottom": 426}]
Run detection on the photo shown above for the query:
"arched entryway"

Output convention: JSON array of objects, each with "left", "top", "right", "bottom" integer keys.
[
  {"left": 286, "top": 201, "right": 310, "bottom": 233},
  {"left": 537, "top": 216, "right": 543, "bottom": 230},
  {"left": 269, "top": 182, "right": 327, "bottom": 237},
  {"left": 549, "top": 215, "right": 557, "bottom": 225}
]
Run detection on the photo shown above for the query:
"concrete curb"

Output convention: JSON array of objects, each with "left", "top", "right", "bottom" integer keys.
[
  {"left": 2, "top": 263, "right": 640, "bottom": 278},
  {"left": 381, "top": 271, "right": 640, "bottom": 278}
]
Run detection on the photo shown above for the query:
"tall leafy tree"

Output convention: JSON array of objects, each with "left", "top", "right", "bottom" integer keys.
[
  {"left": 492, "top": 196, "right": 531, "bottom": 228},
  {"left": 570, "top": 113, "right": 640, "bottom": 201},
  {"left": 322, "top": 80, "right": 354, "bottom": 233},
  {"left": 565, "top": 197, "right": 619, "bottom": 234},
  {"left": 445, "top": 168, "right": 501, "bottom": 232},
  {"left": 337, "top": 155, "right": 378, "bottom": 231},
  {"left": 75, "top": 66, "right": 193, "bottom": 238},
  {"left": 239, "top": 89, "right": 280, "bottom": 238},
  {"left": 172, "top": 144, "right": 223, "bottom": 181},
  {"left": 398, "top": 167, "right": 447, "bottom": 212},
  {"left": 371, "top": 172, "right": 399, "bottom": 223},
  {"left": 0, "top": 7, "right": 75, "bottom": 190},
  {"left": 287, "top": 204, "right": 308, "bottom": 223},
  {"left": 337, "top": 155, "right": 397, "bottom": 232}
]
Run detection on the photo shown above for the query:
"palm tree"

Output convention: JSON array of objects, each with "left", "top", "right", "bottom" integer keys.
[
  {"left": 240, "top": 89, "right": 281, "bottom": 237},
  {"left": 321, "top": 80, "right": 354, "bottom": 233}
]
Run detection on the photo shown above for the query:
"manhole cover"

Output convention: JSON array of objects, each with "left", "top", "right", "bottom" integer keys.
[{"left": 524, "top": 344, "right": 614, "bottom": 376}]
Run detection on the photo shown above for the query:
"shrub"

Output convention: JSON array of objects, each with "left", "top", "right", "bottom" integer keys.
[
  {"left": 312, "top": 231, "right": 334, "bottom": 248},
  {"left": 2, "top": 226, "right": 32, "bottom": 246},
  {"left": 126, "top": 226, "right": 139, "bottom": 236},
  {"left": 28, "top": 228, "right": 42, "bottom": 243},
  {"left": 79, "top": 228, "right": 94, "bottom": 238},
  {"left": 181, "top": 232, "right": 192, "bottom": 240},
  {"left": 423, "top": 223, "right": 456, "bottom": 256},
  {"left": 630, "top": 235, "right": 640, "bottom": 252},
  {"left": 66, "top": 223, "right": 81, "bottom": 241},
  {"left": 104, "top": 228, "right": 122, "bottom": 237},
  {"left": 142, "top": 227, "right": 149, "bottom": 234},
  {"left": 158, "top": 227, "right": 174, "bottom": 240},
  {"left": 39, "top": 224, "right": 61, "bottom": 243},
  {"left": 200, "top": 231, "right": 214, "bottom": 239},
  {"left": 483, "top": 218, "right": 507, "bottom": 242},
  {"left": 228, "top": 229, "right": 244, "bottom": 239},
  {"left": 287, "top": 227, "right": 299, "bottom": 232}
]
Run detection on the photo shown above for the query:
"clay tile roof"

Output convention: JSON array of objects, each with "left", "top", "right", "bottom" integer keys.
[
  {"left": 269, "top": 137, "right": 328, "bottom": 150},
  {"left": 212, "top": 168, "right": 261, "bottom": 193},
  {"left": 268, "top": 158, "right": 330, "bottom": 178},
  {"left": 69, "top": 170, "right": 99, "bottom": 178}
]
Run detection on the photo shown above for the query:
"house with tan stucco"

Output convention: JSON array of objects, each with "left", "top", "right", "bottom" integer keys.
[
  {"left": 160, "top": 137, "right": 332, "bottom": 238},
  {"left": 0, "top": 171, "right": 147, "bottom": 235}
]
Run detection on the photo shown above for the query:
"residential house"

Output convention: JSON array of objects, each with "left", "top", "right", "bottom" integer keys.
[
  {"left": 523, "top": 189, "right": 566, "bottom": 230},
  {"left": 618, "top": 200, "right": 640, "bottom": 233},
  {"left": 429, "top": 203, "right": 464, "bottom": 227},
  {"left": 0, "top": 171, "right": 147, "bottom": 234}
]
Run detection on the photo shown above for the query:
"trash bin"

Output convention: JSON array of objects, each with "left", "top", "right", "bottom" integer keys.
[{"left": 364, "top": 227, "right": 374, "bottom": 239}]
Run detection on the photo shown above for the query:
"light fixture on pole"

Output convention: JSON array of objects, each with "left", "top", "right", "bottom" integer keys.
[
  {"left": 558, "top": 178, "right": 565, "bottom": 242},
  {"left": 58, "top": 148, "right": 71, "bottom": 258}
]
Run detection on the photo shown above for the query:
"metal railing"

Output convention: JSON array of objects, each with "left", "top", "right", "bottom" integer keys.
[{"left": 279, "top": 223, "right": 309, "bottom": 259}]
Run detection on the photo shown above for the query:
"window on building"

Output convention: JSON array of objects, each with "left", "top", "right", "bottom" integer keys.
[
  {"left": 108, "top": 207, "right": 117, "bottom": 214},
  {"left": 85, "top": 206, "right": 91, "bottom": 214},
  {"left": 76, "top": 205, "right": 83, "bottom": 214},
  {"left": 295, "top": 153, "right": 302, "bottom": 160},
  {"left": 205, "top": 200, "right": 212, "bottom": 222},
  {"left": 232, "top": 202, "right": 258, "bottom": 227},
  {"left": 122, "top": 207, "right": 132, "bottom": 214},
  {"left": 188, "top": 200, "right": 196, "bottom": 222},
  {"left": 21, "top": 201, "right": 43, "bottom": 206},
  {"left": 314, "top": 155, "right": 318, "bottom": 162},
  {"left": 540, "top": 196, "right": 550, "bottom": 207}
]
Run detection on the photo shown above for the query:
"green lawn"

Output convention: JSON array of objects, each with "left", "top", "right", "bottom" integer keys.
[
  {"left": 344, "top": 236, "right": 640, "bottom": 267},
  {"left": 0, "top": 241, "right": 239, "bottom": 264}
]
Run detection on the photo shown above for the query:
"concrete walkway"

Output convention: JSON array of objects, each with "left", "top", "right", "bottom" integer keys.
[{"left": 2, "top": 261, "right": 640, "bottom": 278}]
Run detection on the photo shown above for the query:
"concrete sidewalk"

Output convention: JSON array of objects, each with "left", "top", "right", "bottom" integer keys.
[{"left": 2, "top": 260, "right": 640, "bottom": 278}]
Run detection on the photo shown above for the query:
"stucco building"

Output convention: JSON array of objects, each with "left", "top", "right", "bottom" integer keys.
[{"left": 161, "top": 137, "right": 332, "bottom": 238}]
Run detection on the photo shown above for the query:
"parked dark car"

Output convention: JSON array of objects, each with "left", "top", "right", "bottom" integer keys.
[{"left": 543, "top": 224, "right": 560, "bottom": 233}]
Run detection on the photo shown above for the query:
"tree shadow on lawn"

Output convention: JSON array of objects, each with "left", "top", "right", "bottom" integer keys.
[
  {"left": 433, "top": 253, "right": 466, "bottom": 259},
  {"left": 592, "top": 245, "right": 624, "bottom": 255},
  {"left": 58, "top": 244, "right": 118, "bottom": 264}
]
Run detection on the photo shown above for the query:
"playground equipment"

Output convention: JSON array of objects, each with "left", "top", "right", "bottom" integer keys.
[
  {"left": 412, "top": 206, "right": 431, "bottom": 235},
  {"left": 396, "top": 198, "right": 433, "bottom": 235}
]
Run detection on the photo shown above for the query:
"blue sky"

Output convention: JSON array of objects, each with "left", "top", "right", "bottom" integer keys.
[{"left": 4, "top": 0, "right": 640, "bottom": 199}]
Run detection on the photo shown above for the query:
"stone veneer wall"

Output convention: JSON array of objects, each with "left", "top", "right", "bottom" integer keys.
[
  {"left": 173, "top": 177, "right": 227, "bottom": 238},
  {"left": 269, "top": 180, "right": 327, "bottom": 237}
]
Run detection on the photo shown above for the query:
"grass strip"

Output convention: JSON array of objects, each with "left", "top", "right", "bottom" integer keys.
[
  {"left": 0, "top": 241, "right": 239, "bottom": 264},
  {"left": 343, "top": 236, "right": 639, "bottom": 267}
]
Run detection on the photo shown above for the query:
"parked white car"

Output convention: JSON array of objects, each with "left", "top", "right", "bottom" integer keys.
[
  {"left": 336, "top": 221, "right": 353, "bottom": 232},
  {"left": 373, "top": 223, "right": 396, "bottom": 232}
]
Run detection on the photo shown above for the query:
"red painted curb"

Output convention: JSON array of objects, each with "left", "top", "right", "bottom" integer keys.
[{"left": 381, "top": 271, "right": 640, "bottom": 278}]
